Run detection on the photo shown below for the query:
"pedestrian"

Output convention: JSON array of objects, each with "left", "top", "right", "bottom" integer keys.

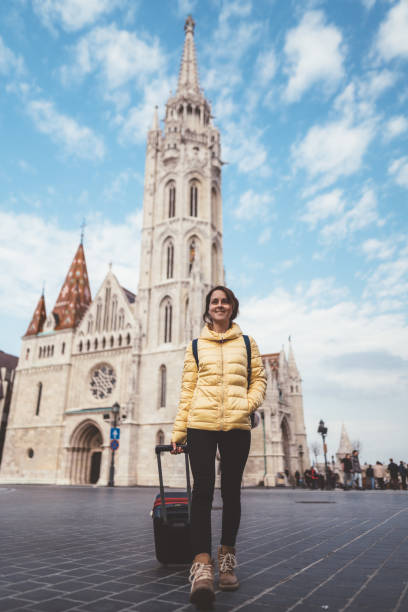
[
  {"left": 388, "top": 458, "right": 399, "bottom": 489},
  {"left": 399, "top": 462, "right": 407, "bottom": 490},
  {"left": 366, "top": 464, "right": 375, "bottom": 490},
  {"left": 341, "top": 453, "right": 353, "bottom": 490},
  {"left": 171, "top": 285, "right": 267, "bottom": 609},
  {"left": 310, "top": 466, "right": 319, "bottom": 489},
  {"left": 373, "top": 461, "right": 386, "bottom": 489},
  {"left": 295, "top": 470, "right": 300, "bottom": 487},
  {"left": 351, "top": 450, "right": 363, "bottom": 489}
]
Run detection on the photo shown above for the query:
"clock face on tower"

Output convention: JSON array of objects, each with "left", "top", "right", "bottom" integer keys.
[{"left": 89, "top": 364, "right": 116, "bottom": 399}]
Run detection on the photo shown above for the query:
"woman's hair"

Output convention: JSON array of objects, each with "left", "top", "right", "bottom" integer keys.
[{"left": 203, "top": 285, "right": 239, "bottom": 326}]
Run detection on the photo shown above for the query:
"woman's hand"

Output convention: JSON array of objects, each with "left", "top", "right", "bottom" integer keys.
[{"left": 171, "top": 442, "right": 184, "bottom": 454}]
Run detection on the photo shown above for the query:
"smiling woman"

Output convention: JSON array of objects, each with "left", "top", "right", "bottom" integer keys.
[{"left": 171, "top": 285, "right": 266, "bottom": 608}]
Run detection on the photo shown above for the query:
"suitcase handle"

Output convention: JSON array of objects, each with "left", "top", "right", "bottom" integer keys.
[
  {"left": 155, "top": 444, "right": 187, "bottom": 454},
  {"left": 155, "top": 444, "right": 191, "bottom": 525}
]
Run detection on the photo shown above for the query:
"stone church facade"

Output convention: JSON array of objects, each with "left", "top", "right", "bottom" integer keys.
[{"left": 0, "top": 17, "right": 309, "bottom": 488}]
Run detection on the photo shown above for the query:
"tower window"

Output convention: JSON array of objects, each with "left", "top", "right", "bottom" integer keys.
[
  {"left": 190, "top": 182, "right": 198, "bottom": 217},
  {"left": 169, "top": 184, "right": 176, "bottom": 217},
  {"left": 189, "top": 238, "right": 197, "bottom": 274},
  {"left": 35, "top": 382, "right": 42, "bottom": 416},
  {"left": 126, "top": 333, "right": 131, "bottom": 345},
  {"left": 39, "top": 347, "right": 42, "bottom": 358},
  {"left": 26, "top": 348, "right": 30, "bottom": 360},
  {"left": 163, "top": 299, "right": 172, "bottom": 343},
  {"left": 61, "top": 342, "right": 65, "bottom": 355},
  {"left": 156, "top": 429, "right": 165, "bottom": 445},
  {"left": 159, "top": 365, "right": 166, "bottom": 408},
  {"left": 86, "top": 340, "right": 90, "bottom": 351},
  {"left": 166, "top": 242, "right": 174, "bottom": 279},
  {"left": 79, "top": 341, "right": 83, "bottom": 352}
]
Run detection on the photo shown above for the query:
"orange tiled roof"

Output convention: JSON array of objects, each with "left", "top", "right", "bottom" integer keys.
[
  {"left": 52, "top": 243, "right": 92, "bottom": 330},
  {"left": 25, "top": 294, "right": 47, "bottom": 336}
]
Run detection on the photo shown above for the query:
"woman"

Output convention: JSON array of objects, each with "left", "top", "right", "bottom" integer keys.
[{"left": 171, "top": 286, "right": 266, "bottom": 609}]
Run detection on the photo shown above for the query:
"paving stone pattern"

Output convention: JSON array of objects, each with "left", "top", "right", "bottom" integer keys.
[{"left": 1, "top": 485, "right": 408, "bottom": 611}]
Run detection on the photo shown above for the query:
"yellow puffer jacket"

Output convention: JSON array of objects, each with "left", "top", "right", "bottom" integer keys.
[{"left": 172, "top": 323, "right": 267, "bottom": 444}]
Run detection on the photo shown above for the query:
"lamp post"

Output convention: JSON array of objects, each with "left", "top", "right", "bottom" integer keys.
[
  {"left": 317, "top": 419, "right": 329, "bottom": 489},
  {"left": 298, "top": 444, "right": 304, "bottom": 475},
  {"left": 108, "top": 402, "right": 120, "bottom": 487}
]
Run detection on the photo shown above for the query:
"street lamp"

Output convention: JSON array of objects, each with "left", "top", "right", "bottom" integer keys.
[
  {"left": 108, "top": 402, "right": 120, "bottom": 487},
  {"left": 317, "top": 419, "right": 329, "bottom": 489},
  {"left": 298, "top": 444, "right": 304, "bottom": 475}
]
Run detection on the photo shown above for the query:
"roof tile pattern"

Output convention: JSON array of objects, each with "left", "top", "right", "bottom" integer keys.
[
  {"left": 52, "top": 244, "right": 92, "bottom": 330},
  {"left": 25, "top": 294, "right": 47, "bottom": 336}
]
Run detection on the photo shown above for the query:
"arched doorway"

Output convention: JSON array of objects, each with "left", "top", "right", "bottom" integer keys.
[
  {"left": 69, "top": 420, "right": 103, "bottom": 484},
  {"left": 281, "top": 418, "right": 291, "bottom": 474}
]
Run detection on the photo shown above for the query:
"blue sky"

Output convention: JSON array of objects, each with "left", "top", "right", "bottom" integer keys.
[{"left": 1, "top": 0, "right": 407, "bottom": 464}]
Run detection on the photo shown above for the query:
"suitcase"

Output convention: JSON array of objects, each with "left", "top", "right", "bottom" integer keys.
[{"left": 152, "top": 444, "right": 192, "bottom": 565}]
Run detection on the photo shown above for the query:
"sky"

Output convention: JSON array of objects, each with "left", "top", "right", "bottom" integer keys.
[{"left": 0, "top": 0, "right": 407, "bottom": 466}]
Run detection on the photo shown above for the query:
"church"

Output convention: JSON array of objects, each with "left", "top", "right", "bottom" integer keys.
[{"left": 0, "top": 17, "right": 309, "bottom": 488}]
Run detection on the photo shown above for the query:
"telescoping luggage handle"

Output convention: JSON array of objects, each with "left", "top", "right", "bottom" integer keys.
[{"left": 155, "top": 444, "right": 191, "bottom": 525}]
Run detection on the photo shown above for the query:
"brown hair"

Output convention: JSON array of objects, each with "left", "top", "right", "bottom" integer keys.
[{"left": 203, "top": 285, "right": 239, "bottom": 327}]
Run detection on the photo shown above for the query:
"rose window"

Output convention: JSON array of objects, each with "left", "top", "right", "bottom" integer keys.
[{"left": 90, "top": 364, "right": 116, "bottom": 399}]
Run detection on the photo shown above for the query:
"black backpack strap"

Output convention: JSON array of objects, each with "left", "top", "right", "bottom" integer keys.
[
  {"left": 243, "top": 335, "right": 251, "bottom": 389},
  {"left": 192, "top": 339, "right": 199, "bottom": 370}
]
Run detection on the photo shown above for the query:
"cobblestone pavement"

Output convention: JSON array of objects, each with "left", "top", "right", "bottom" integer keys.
[{"left": 1, "top": 485, "right": 408, "bottom": 612}]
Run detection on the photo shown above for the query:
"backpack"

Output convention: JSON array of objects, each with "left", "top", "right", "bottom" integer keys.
[{"left": 191, "top": 335, "right": 259, "bottom": 429}]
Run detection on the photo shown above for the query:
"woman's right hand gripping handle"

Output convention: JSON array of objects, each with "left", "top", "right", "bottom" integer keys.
[{"left": 171, "top": 442, "right": 184, "bottom": 455}]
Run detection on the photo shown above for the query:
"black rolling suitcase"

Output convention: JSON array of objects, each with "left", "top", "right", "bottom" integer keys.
[{"left": 152, "top": 444, "right": 192, "bottom": 565}]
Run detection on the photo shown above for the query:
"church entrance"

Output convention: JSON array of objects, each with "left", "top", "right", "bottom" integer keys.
[
  {"left": 69, "top": 421, "right": 103, "bottom": 485},
  {"left": 281, "top": 418, "right": 291, "bottom": 474},
  {"left": 90, "top": 451, "right": 102, "bottom": 484}
]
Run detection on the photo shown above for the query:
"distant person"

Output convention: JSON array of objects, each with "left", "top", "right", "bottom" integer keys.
[
  {"left": 341, "top": 453, "right": 353, "bottom": 490},
  {"left": 374, "top": 461, "right": 386, "bottom": 489},
  {"left": 310, "top": 466, "right": 319, "bottom": 490},
  {"left": 398, "top": 462, "right": 407, "bottom": 490},
  {"left": 366, "top": 465, "right": 375, "bottom": 490},
  {"left": 388, "top": 459, "right": 399, "bottom": 489},
  {"left": 295, "top": 470, "right": 300, "bottom": 487},
  {"left": 351, "top": 450, "right": 363, "bottom": 490}
]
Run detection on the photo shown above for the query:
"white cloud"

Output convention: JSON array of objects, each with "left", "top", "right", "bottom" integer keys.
[
  {"left": 62, "top": 25, "right": 166, "bottom": 92},
  {"left": 222, "top": 120, "right": 268, "bottom": 174},
  {"left": 283, "top": 10, "right": 345, "bottom": 103},
  {"left": 389, "top": 156, "right": 408, "bottom": 188},
  {"left": 376, "top": 0, "right": 408, "bottom": 61},
  {"left": 254, "top": 49, "right": 277, "bottom": 86},
  {"left": 293, "top": 118, "right": 374, "bottom": 188},
  {"left": 364, "top": 243, "right": 408, "bottom": 302},
  {"left": 176, "top": 0, "right": 196, "bottom": 17},
  {"left": 27, "top": 99, "right": 106, "bottom": 160},
  {"left": 32, "top": 0, "right": 122, "bottom": 32},
  {"left": 102, "top": 169, "right": 143, "bottom": 200},
  {"left": 359, "top": 68, "right": 397, "bottom": 100},
  {"left": 234, "top": 189, "right": 273, "bottom": 221},
  {"left": 361, "top": 0, "right": 376, "bottom": 9},
  {"left": 0, "top": 36, "right": 24, "bottom": 76},
  {"left": 258, "top": 227, "right": 271, "bottom": 245},
  {"left": 320, "top": 188, "right": 382, "bottom": 243},
  {"left": 301, "top": 189, "right": 345, "bottom": 228},
  {"left": 361, "top": 238, "right": 396, "bottom": 261},
  {"left": 0, "top": 210, "right": 142, "bottom": 321},
  {"left": 116, "top": 77, "right": 173, "bottom": 144},
  {"left": 238, "top": 283, "right": 408, "bottom": 460},
  {"left": 384, "top": 115, "right": 408, "bottom": 141}
]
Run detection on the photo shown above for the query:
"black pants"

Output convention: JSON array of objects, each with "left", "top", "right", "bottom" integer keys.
[{"left": 187, "top": 428, "right": 251, "bottom": 557}]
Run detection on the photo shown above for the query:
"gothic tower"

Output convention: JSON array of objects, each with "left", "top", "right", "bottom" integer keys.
[
  {"left": 133, "top": 17, "right": 225, "bottom": 483},
  {"left": 137, "top": 15, "right": 224, "bottom": 349}
]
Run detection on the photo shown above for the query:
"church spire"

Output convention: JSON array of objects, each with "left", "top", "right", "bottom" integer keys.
[
  {"left": 337, "top": 423, "right": 352, "bottom": 458},
  {"left": 25, "top": 292, "right": 47, "bottom": 336},
  {"left": 52, "top": 242, "right": 92, "bottom": 330},
  {"left": 177, "top": 15, "right": 200, "bottom": 96},
  {"left": 151, "top": 105, "right": 159, "bottom": 131},
  {"left": 288, "top": 337, "right": 300, "bottom": 378}
]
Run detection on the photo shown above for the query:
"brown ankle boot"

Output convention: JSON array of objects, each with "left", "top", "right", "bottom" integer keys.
[
  {"left": 218, "top": 545, "right": 239, "bottom": 591},
  {"left": 189, "top": 553, "right": 215, "bottom": 609}
]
